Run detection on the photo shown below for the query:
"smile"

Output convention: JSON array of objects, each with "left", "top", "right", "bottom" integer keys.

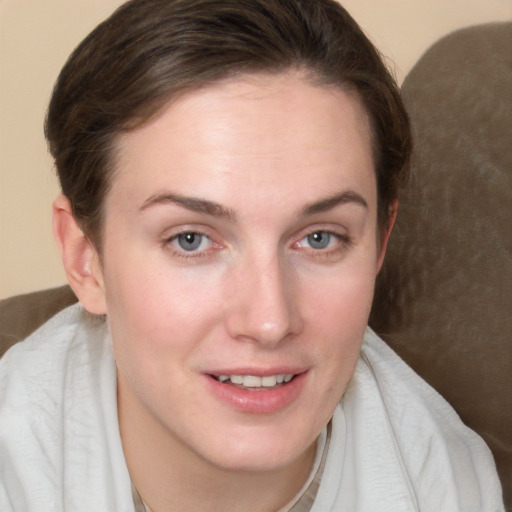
[
  {"left": 212, "top": 374, "right": 295, "bottom": 389},
  {"left": 206, "top": 370, "right": 307, "bottom": 413}
]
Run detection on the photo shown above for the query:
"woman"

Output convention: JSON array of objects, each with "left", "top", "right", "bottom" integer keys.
[{"left": 0, "top": 0, "right": 503, "bottom": 510}]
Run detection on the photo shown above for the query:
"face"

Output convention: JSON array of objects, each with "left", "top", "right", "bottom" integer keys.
[{"left": 97, "top": 73, "right": 384, "bottom": 474}]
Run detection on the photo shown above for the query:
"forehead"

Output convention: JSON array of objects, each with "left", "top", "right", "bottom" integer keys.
[{"left": 110, "top": 72, "right": 376, "bottom": 213}]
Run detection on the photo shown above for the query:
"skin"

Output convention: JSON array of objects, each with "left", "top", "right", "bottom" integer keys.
[{"left": 53, "top": 72, "right": 396, "bottom": 512}]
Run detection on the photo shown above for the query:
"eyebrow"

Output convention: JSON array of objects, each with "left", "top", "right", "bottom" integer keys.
[
  {"left": 139, "top": 189, "right": 367, "bottom": 220},
  {"left": 139, "top": 192, "right": 237, "bottom": 220},
  {"left": 300, "top": 190, "right": 368, "bottom": 216}
]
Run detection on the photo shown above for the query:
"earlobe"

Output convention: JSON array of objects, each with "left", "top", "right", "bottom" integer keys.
[
  {"left": 376, "top": 199, "right": 398, "bottom": 274},
  {"left": 52, "top": 195, "right": 107, "bottom": 315}
]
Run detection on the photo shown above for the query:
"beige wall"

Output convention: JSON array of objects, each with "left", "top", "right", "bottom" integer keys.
[{"left": 1, "top": 0, "right": 511, "bottom": 299}]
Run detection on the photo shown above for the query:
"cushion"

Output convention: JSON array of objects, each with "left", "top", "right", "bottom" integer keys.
[{"left": 370, "top": 22, "right": 512, "bottom": 509}]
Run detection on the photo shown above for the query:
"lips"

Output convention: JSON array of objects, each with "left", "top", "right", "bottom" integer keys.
[
  {"left": 205, "top": 369, "right": 308, "bottom": 414},
  {"left": 212, "top": 373, "right": 295, "bottom": 388}
]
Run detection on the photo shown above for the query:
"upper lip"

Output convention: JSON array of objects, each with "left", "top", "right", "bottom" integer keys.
[{"left": 206, "top": 367, "right": 308, "bottom": 377}]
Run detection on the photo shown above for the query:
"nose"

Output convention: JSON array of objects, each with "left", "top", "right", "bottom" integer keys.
[{"left": 224, "top": 254, "right": 303, "bottom": 347}]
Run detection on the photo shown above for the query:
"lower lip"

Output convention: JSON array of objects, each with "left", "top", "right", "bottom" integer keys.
[{"left": 204, "top": 372, "right": 308, "bottom": 414}]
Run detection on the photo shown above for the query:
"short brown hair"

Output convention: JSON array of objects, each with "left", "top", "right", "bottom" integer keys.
[{"left": 45, "top": 0, "right": 411, "bottom": 249}]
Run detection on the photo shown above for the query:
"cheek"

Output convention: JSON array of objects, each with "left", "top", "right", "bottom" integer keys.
[
  {"left": 102, "top": 250, "right": 225, "bottom": 371},
  {"left": 301, "top": 252, "right": 377, "bottom": 395},
  {"left": 308, "top": 276, "right": 370, "bottom": 371},
  {"left": 303, "top": 251, "right": 377, "bottom": 329}
]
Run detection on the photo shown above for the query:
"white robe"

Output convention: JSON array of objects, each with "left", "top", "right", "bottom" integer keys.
[{"left": 0, "top": 304, "right": 504, "bottom": 512}]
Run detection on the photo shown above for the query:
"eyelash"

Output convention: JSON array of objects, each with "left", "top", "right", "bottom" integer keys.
[
  {"left": 163, "top": 230, "right": 219, "bottom": 260},
  {"left": 292, "top": 229, "right": 352, "bottom": 259},
  {"left": 163, "top": 228, "right": 352, "bottom": 261}
]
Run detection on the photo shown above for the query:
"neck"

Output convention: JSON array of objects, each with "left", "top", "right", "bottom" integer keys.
[{"left": 117, "top": 376, "right": 316, "bottom": 512}]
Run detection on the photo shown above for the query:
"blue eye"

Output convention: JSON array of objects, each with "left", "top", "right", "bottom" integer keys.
[
  {"left": 172, "top": 232, "right": 210, "bottom": 252},
  {"left": 306, "top": 231, "right": 333, "bottom": 249},
  {"left": 293, "top": 230, "right": 349, "bottom": 259}
]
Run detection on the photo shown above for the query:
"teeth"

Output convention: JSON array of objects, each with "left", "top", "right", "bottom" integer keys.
[
  {"left": 261, "top": 375, "right": 277, "bottom": 387},
  {"left": 243, "top": 375, "right": 262, "bottom": 387},
  {"left": 216, "top": 373, "right": 295, "bottom": 388}
]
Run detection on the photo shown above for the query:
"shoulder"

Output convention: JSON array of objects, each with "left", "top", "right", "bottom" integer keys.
[
  {"left": 0, "top": 303, "right": 113, "bottom": 440},
  {"left": 1, "top": 304, "right": 109, "bottom": 398},
  {"left": 352, "top": 327, "right": 504, "bottom": 511},
  {"left": 0, "top": 305, "right": 122, "bottom": 511},
  {"left": 0, "top": 303, "right": 114, "bottom": 429}
]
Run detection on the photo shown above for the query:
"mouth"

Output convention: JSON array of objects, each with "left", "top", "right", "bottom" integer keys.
[
  {"left": 210, "top": 373, "right": 296, "bottom": 390},
  {"left": 206, "top": 370, "right": 307, "bottom": 413}
]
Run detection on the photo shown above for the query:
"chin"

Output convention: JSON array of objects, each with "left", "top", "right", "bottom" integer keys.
[{"left": 193, "top": 418, "right": 320, "bottom": 474}]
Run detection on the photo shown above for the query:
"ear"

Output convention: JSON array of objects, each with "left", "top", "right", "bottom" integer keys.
[
  {"left": 52, "top": 195, "right": 107, "bottom": 315},
  {"left": 376, "top": 199, "right": 398, "bottom": 274}
]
